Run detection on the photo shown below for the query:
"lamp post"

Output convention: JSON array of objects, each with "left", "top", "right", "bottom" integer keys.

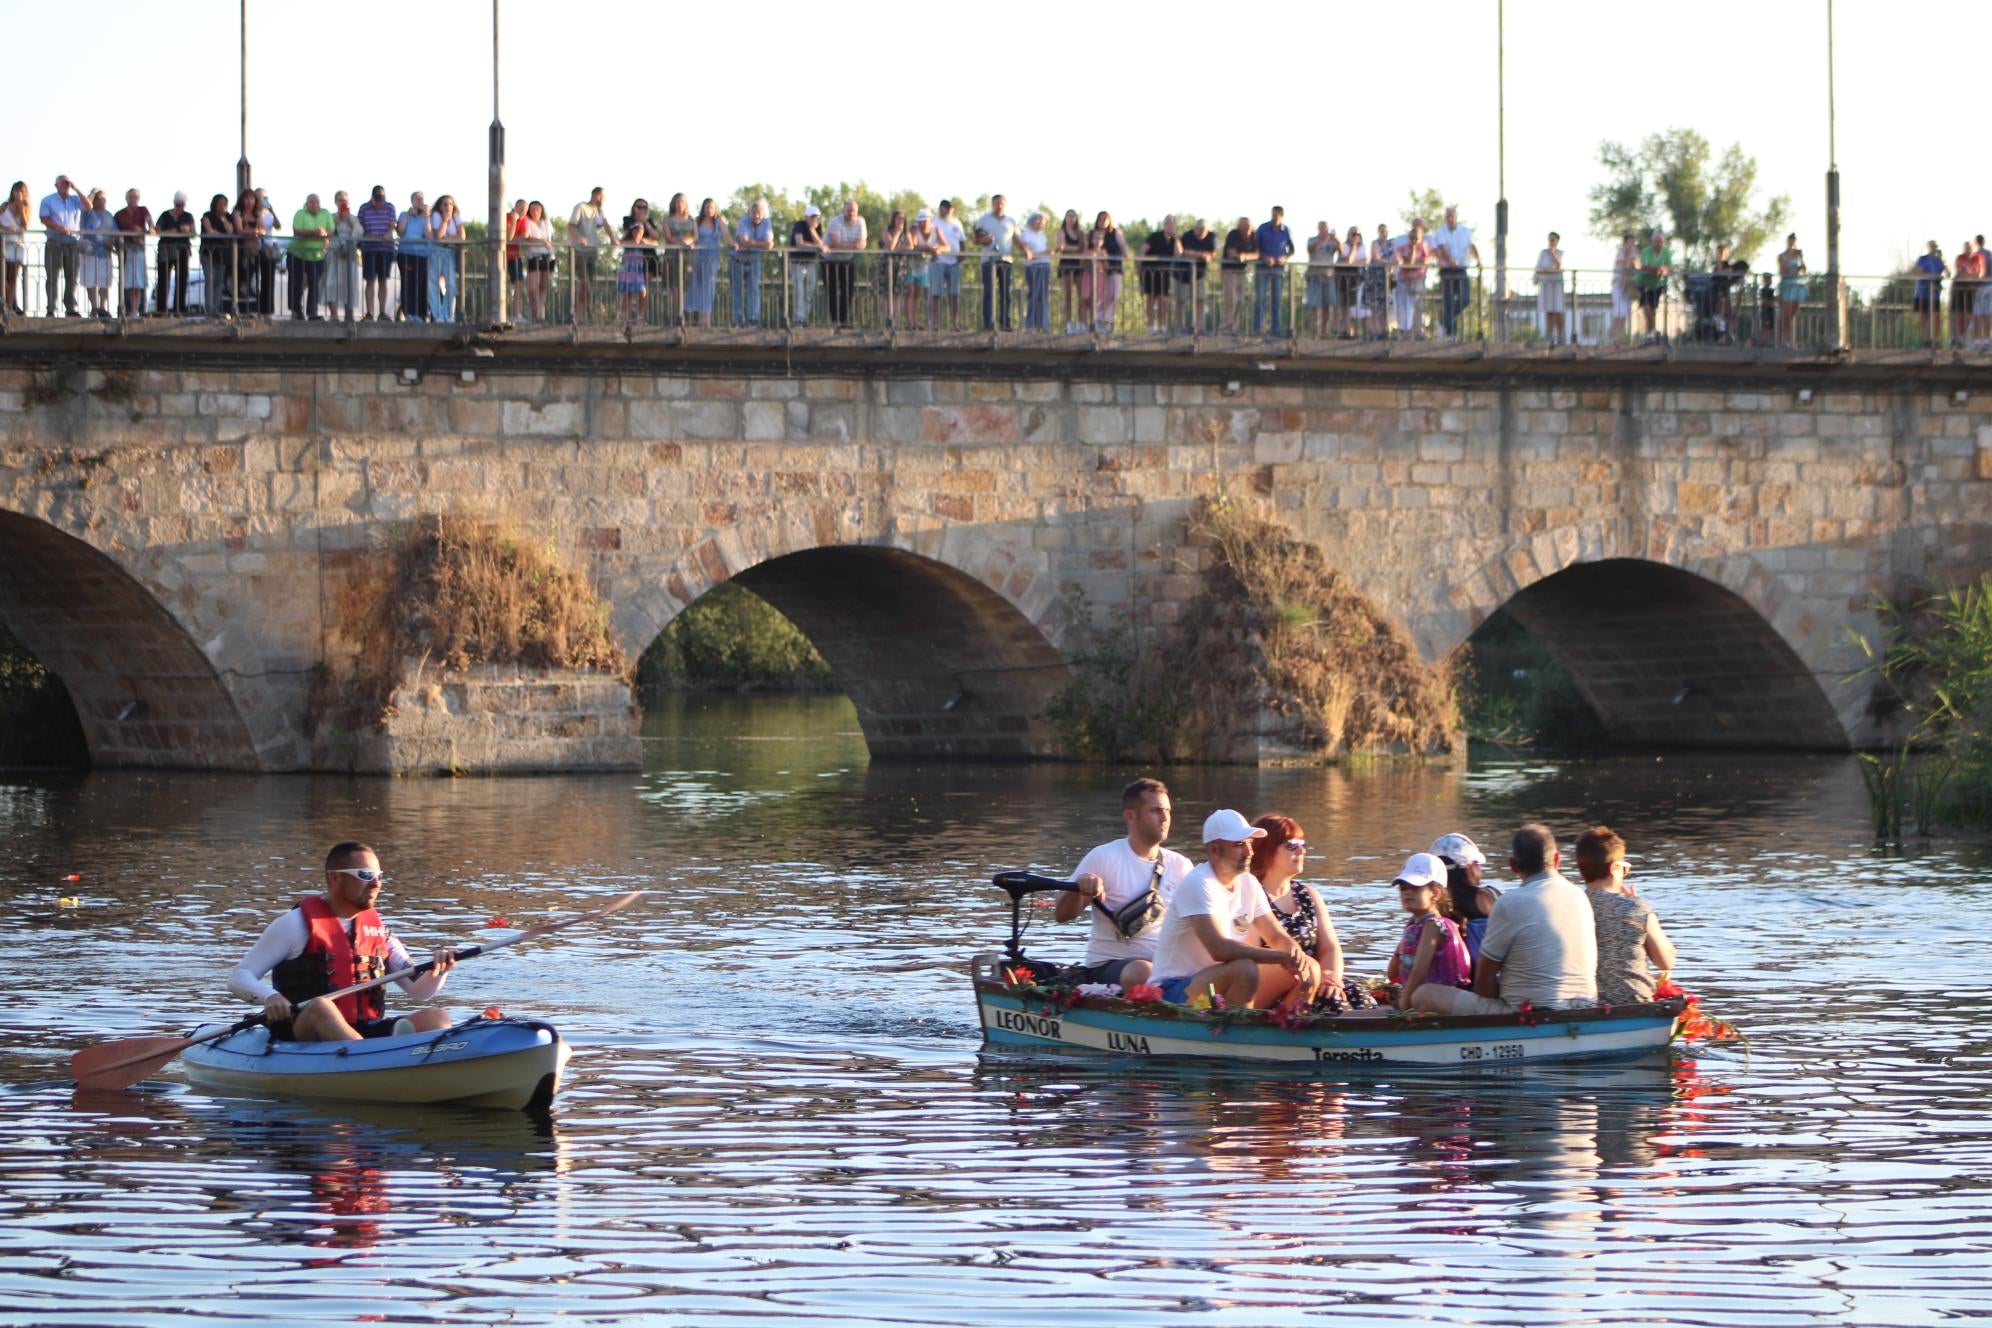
[
  {"left": 487, "top": 0, "right": 508, "bottom": 328},
  {"left": 1825, "top": 0, "right": 1845, "bottom": 351},
  {"left": 1494, "top": 0, "right": 1508, "bottom": 341},
  {"left": 235, "top": 0, "right": 251, "bottom": 196}
]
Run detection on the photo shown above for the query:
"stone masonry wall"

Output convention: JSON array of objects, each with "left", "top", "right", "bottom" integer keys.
[{"left": 3, "top": 350, "right": 1990, "bottom": 767}]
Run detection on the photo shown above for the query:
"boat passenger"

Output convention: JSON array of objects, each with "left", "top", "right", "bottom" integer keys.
[
  {"left": 229, "top": 841, "right": 458, "bottom": 1042},
  {"left": 1148, "top": 810, "right": 1320, "bottom": 1009},
  {"left": 1385, "top": 852, "right": 1473, "bottom": 1009},
  {"left": 1250, "top": 813, "right": 1371, "bottom": 1010},
  {"left": 1054, "top": 777, "right": 1194, "bottom": 988},
  {"left": 1430, "top": 832, "right": 1501, "bottom": 963},
  {"left": 1410, "top": 824, "right": 1598, "bottom": 1016},
  {"left": 1573, "top": 825, "right": 1677, "bottom": 1005}
]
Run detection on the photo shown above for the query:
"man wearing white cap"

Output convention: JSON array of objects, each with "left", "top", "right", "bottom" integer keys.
[
  {"left": 1149, "top": 809, "right": 1318, "bottom": 1008},
  {"left": 907, "top": 208, "right": 944, "bottom": 330},
  {"left": 1413, "top": 823, "right": 1597, "bottom": 1016},
  {"left": 789, "top": 203, "right": 827, "bottom": 325},
  {"left": 154, "top": 191, "right": 195, "bottom": 315},
  {"left": 1053, "top": 777, "right": 1192, "bottom": 988}
]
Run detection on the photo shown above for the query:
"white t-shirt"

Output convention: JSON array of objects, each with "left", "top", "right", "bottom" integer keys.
[
  {"left": 1151, "top": 863, "right": 1271, "bottom": 984},
  {"left": 569, "top": 202, "right": 612, "bottom": 250},
  {"left": 1431, "top": 223, "right": 1474, "bottom": 267},
  {"left": 1479, "top": 871, "right": 1598, "bottom": 1009},
  {"left": 1070, "top": 838, "right": 1193, "bottom": 963},
  {"left": 933, "top": 215, "right": 966, "bottom": 266},
  {"left": 975, "top": 212, "right": 1020, "bottom": 259},
  {"left": 227, "top": 906, "right": 449, "bottom": 1006},
  {"left": 1018, "top": 226, "right": 1050, "bottom": 264}
]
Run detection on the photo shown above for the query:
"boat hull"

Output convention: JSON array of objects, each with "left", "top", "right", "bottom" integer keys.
[
  {"left": 181, "top": 1018, "right": 570, "bottom": 1111},
  {"left": 976, "top": 980, "right": 1681, "bottom": 1068}
]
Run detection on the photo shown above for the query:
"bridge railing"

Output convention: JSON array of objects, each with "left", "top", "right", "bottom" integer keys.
[{"left": 0, "top": 229, "right": 1960, "bottom": 354}]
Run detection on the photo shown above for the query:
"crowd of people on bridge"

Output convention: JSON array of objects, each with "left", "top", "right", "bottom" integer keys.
[{"left": 1053, "top": 779, "right": 1675, "bottom": 1015}]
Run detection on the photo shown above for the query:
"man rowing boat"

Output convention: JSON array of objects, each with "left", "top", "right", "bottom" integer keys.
[
  {"left": 228, "top": 841, "right": 458, "bottom": 1041},
  {"left": 1053, "top": 778, "right": 1194, "bottom": 988}
]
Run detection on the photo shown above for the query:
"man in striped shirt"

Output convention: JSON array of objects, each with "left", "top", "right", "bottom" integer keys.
[{"left": 356, "top": 186, "right": 397, "bottom": 321}]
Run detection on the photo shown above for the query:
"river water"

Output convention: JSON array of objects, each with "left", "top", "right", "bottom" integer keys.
[{"left": 2, "top": 694, "right": 1989, "bottom": 1326}]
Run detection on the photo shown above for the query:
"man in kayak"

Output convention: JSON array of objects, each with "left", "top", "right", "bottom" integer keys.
[
  {"left": 1411, "top": 823, "right": 1597, "bottom": 1015},
  {"left": 1053, "top": 778, "right": 1194, "bottom": 988},
  {"left": 228, "top": 842, "right": 458, "bottom": 1041},
  {"left": 1149, "top": 809, "right": 1320, "bottom": 1008}
]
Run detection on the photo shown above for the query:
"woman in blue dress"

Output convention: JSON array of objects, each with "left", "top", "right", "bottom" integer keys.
[
  {"left": 79, "top": 188, "right": 117, "bottom": 317},
  {"left": 689, "top": 198, "right": 725, "bottom": 325}
]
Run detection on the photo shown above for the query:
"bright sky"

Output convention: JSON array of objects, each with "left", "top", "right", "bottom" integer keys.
[{"left": 6, "top": 1, "right": 1949, "bottom": 278}]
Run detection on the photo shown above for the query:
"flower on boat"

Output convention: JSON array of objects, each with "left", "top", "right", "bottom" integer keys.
[
  {"left": 1187, "top": 988, "right": 1228, "bottom": 1013},
  {"left": 1073, "top": 983, "right": 1122, "bottom": 998},
  {"left": 1123, "top": 983, "right": 1165, "bottom": 1003},
  {"left": 1002, "top": 966, "right": 1037, "bottom": 988}
]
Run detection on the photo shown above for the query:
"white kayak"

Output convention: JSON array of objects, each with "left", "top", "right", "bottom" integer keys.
[{"left": 180, "top": 1017, "right": 570, "bottom": 1112}]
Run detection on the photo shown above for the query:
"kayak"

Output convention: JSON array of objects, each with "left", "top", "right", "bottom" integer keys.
[
  {"left": 180, "top": 1017, "right": 570, "bottom": 1112},
  {"left": 974, "top": 958, "right": 1684, "bottom": 1067}
]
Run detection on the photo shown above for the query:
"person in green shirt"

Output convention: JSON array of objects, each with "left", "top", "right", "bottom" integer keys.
[
  {"left": 288, "top": 193, "right": 335, "bottom": 320},
  {"left": 1635, "top": 229, "right": 1672, "bottom": 341}
]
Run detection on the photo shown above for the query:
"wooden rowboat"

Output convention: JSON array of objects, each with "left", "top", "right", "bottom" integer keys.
[
  {"left": 180, "top": 1017, "right": 570, "bottom": 1112},
  {"left": 977, "top": 871, "right": 1685, "bottom": 1069}
]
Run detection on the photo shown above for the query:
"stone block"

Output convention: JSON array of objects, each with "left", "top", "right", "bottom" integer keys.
[{"left": 501, "top": 400, "right": 584, "bottom": 438}]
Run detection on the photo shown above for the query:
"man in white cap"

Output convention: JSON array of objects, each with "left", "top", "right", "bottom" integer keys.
[
  {"left": 789, "top": 203, "right": 827, "bottom": 325},
  {"left": 154, "top": 190, "right": 195, "bottom": 315},
  {"left": 1149, "top": 809, "right": 1318, "bottom": 1008},
  {"left": 1053, "top": 777, "right": 1192, "bottom": 989},
  {"left": 1413, "top": 823, "right": 1597, "bottom": 1016}
]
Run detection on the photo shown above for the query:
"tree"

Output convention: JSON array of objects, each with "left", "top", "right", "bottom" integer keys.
[
  {"left": 1587, "top": 129, "right": 1790, "bottom": 266},
  {"left": 1405, "top": 188, "right": 1466, "bottom": 231}
]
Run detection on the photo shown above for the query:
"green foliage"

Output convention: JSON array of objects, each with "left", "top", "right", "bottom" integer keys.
[
  {"left": 1459, "top": 608, "right": 1605, "bottom": 748},
  {"left": 0, "top": 623, "right": 89, "bottom": 768},
  {"left": 638, "top": 583, "right": 834, "bottom": 696},
  {"left": 1043, "top": 603, "right": 1191, "bottom": 763},
  {"left": 1404, "top": 188, "right": 1465, "bottom": 231},
  {"left": 727, "top": 181, "right": 936, "bottom": 241},
  {"left": 1588, "top": 129, "right": 1790, "bottom": 266},
  {"left": 1847, "top": 575, "right": 1992, "bottom": 837}
]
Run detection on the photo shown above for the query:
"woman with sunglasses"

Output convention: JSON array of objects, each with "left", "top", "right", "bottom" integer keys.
[
  {"left": 227, "top": 841, "right": 459, "bottom": 1043},
  {"left": 1248, "top": 813, "right": 1368, "bottom": 1010}
]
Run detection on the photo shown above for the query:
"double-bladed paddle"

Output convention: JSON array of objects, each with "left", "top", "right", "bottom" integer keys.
[{"left": 69, "top": 888, "right": 644, "bottom": 1092}]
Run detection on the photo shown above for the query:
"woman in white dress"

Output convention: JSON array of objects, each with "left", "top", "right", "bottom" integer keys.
[
  {"left": 79, "top": 188, "right": 116, "bottom": 316},
  {"left": 1536, "top": 231, "right": 1565, "bottom": 346},
  {"left": 325, "top": 191, "right": 362, "bottom": 322},
  {"left": 1610, "top": 233, "right": 1638, "bottom": 344}
]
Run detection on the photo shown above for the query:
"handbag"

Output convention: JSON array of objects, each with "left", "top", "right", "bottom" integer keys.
[{"left": 1093, "top": 855, "right": 1166, "bottom": 940}]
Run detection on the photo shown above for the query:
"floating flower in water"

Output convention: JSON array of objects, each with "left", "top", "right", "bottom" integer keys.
[
  {"left": 58, "top": 896, "right": 81, "bottom": 908},
  {"left": 63, "top": 873, "right": 81, "bottom": 882},
  {"left": 485, "top": 917, "right": 509, "bottom": 928},
  {"left": 1123, "top": 983, "right": 1165, "bottom": 1003}
]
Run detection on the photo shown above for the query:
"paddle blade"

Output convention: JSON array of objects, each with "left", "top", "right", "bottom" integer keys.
[{"left": 70, "top": 1035, "right": 196, "bottom": 1092}]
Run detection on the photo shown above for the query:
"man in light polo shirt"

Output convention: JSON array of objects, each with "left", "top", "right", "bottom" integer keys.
[
  {"left": 930, "top": 200, "right": 966, "bottom": 330},
  {"left": 39, "top": 176, "right": 83, "bottom": 317},
  {"left": 1150, "top": 809, "right": 1318, "bottom": 1008},
  {"left": 568, "top": 186, "right": 613, "bottom": 324},
  {"left": 1412, "top": 823, "right": 1597, "bottom": 1015},
  {"left": 1053, "top": 777, "right": 1193, "bottom": 988},
  {"left": 974, "top": 194, "right": 1020, "bottom": 332},
  {"left": 1429, "top": 205, "right": 1480, "bottom": 340}
]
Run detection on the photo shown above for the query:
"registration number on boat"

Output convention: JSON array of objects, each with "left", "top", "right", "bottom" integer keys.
[{"left": 1458, "top": 1044, "right": 1525, "bottom": 1061}]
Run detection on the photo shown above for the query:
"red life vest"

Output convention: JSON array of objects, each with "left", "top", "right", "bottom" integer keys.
[{"left": 270, "top": 895, "right": 392, "bottom": 1025}]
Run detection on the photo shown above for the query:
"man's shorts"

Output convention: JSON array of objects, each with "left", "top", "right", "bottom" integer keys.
[
  {"left": 269, "top": 1013, "right": 400, "bottom": 1042},
  {"left": 575, "top": 252, "right": 599, "bottom": 282},
  {"left": 931, "top": 263, "right": 961, "bottom": 297},
  {"left": 1059, "top": 957, "right": 1143, "bottom": 986},
  {"left": 1638, "top": 285, "right": 1662, "bottom": 311},
  {"left": 362, "top": 250, "right": 393, "bottom": 281},
  {"left": 1157, "top": 976, "right": 1195, "bottom": 1004}
]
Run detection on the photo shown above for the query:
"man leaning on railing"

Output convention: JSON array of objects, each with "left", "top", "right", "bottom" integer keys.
[
  {"left": 39, "top": 175, "right": 83, "bottom": 317},
  {"left": 569, "top": 186, "right": 613, "bottom": 325},
  {"left": 1430, "top": 205, "right": 1479, "bottom": 342},
  {"left": 155, "top": 191, "right": 195, "bottom": 316}
]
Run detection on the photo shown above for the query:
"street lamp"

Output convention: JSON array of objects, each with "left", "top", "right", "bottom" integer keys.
[
  {"left": 1825, "top": 0, "right": 1845, "bottom": 351},
  {"left": 1494, "top": 0, "right": 1508, "bottom": 339},
  {"left": 235, "top": 0, "right": 250, "bottom": 196},
  {"left": 488, "top": 0, "right": 508, "bottom": 328}
]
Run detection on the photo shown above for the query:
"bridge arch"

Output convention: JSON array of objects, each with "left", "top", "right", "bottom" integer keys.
[
  {"left": 618, "top": 526, "right": 1071, "bottom": 759},
  {"left": 1439, "top": 525, "right": 1851, "bottom": 750},
  {"left": 0, "top": 511, "right": 264, "bottom": 768}
]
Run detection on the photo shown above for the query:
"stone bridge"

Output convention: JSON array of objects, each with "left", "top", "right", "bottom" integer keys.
[{"left": 2, "top": 326, "right": 1988, "bottom": 770}]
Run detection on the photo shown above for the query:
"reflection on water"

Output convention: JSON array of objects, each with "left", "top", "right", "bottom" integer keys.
[{"left": 2, "top": 693, "right": 1991, "bottom": 1324}]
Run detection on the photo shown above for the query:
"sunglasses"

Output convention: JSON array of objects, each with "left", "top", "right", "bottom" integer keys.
[
  {"left": 331, "top": 867, "right": 386, "bottom": 884},
  {"left": 1285, "top": 839, "right": 1307, "bottom": 852}
]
